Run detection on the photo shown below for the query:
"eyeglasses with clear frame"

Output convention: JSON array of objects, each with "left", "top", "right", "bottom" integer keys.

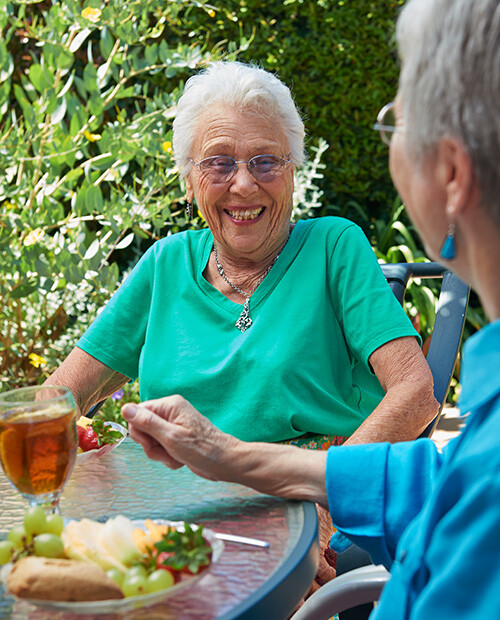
[
  {"left": 189, "top": 154, "right": 291, "bottom": 184},
  {"left": 373, "top": 101, "right": 401, "bottom": 146}
]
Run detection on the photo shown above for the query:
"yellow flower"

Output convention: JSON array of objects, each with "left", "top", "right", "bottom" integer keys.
[
  {"left": 28, "top": 353, "right": 46, "bottom": 368},
  {"left": 23, "top": 228, "right": 45, "bottom": 246},
  {"left": 81, "top": 7, "right": 102, "bottom": 23},
  {"left": 161, "top": 141, "right": 173, "bottom": 154},
  {"left": 208, "top": 9, "right": 216, "bottom": 17},
  {"left": 84, "top": 129, "right": 101, "bottom": 142}
]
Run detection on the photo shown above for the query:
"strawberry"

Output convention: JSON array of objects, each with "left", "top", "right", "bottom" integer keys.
[
  {"left": 79, "top": 426, "right": 99, "bottom": 452},
  {"left": 76, "top": 425, "right": 86, "bottom": 446},
  {"left": 77, "top": 419, "right": 123, "bottom": 452}
]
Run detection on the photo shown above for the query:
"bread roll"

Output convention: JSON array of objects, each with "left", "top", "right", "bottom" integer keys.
[{"left": 6, "top": 556, "right": 124, "bottom": 601}]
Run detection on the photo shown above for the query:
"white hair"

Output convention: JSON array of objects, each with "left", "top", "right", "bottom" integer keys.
[
  {"left": 396, "top": 0, "right": 500, "bottom": 223},
  {"left": 172, "top": 61, "right": 306, "bottom": 176}
]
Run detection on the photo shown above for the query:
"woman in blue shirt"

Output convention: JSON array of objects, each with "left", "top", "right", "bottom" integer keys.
[{"left": 121, "top": 0, "right": 500, "bottom": 617}]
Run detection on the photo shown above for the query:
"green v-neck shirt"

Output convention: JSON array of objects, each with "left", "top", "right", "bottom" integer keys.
[{"left": 77, "top": 217, "right": 418, "bottom": 442}]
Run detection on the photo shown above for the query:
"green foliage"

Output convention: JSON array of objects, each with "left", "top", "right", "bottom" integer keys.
[
  {"left": 367, "top": 198, "right": 438, "bottom": 342},
  {"left": 0, "top": 0, "right": 239, "bottom": 388},
  {"left": 97, "top": 382, "right": 140, "bottom": 428},
  {"left": 292, "top": 138, "right": 328, "bottom": 221}
]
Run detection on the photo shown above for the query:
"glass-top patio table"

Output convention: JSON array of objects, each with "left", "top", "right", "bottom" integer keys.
[{"left": 0, "top": 436, "right": 319, "bottom": 619}]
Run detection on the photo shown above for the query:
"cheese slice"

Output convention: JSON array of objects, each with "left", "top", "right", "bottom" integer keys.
[{"left": 76, "top": 416, "right": 93, "bottom": 429}]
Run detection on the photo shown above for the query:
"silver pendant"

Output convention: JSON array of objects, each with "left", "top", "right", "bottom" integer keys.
[{"left": 235, "top": 299, "right": 253, "bottom": 332}]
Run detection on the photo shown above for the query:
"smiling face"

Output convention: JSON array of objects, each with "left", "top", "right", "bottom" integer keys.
[{"left": 185, "top": 106, "right": 295, "bottom": 264}]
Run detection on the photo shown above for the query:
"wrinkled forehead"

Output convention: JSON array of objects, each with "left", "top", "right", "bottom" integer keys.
[{"left": 191, "top": 104, "right": 290, "bottom": 158}]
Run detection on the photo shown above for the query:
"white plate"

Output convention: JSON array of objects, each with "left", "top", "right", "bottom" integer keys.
[
  {"left": 3, "top": 520, "right": 223, "bottom": 615},
  {"left": 76, "top": 421, "right": 128, "bottom": 464}
]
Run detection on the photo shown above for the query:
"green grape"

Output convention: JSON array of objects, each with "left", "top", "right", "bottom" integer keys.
[
  {"left": 24, "top": 506, "right": 47, "bottom": 536},
  {"left": 44, "top": 514, "right": 64, "bottom": 536},
  {"left": 33, "top": 533, "right": 64, "bottom": 558},
  {"left": 106, "top": 568, "right": 124, "bottom": 586},
  {"left": 146, "top": 569, "right": 175, "bottom": 593},
  {"left": 124, "top": 565, "right": 148, "bottom": 580},
  {"left": 7, "top": 525, "right": 28, "bottom": 549},
  {"left": 0, "top": 540, "right": 14, "bottom": 565},
  {"left": 121, "top": 575, "right": 147, "bottom": 597}
]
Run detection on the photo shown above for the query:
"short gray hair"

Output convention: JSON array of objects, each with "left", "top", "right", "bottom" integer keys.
[
  {"left": 172, "top": 61, "right": 306, "bottom": 177},
  {"left": 396, "top": 0, "right": 500, "bottom": 224}
]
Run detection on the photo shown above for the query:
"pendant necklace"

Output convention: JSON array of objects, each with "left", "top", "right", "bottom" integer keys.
[{"left": 213, "top": 236, "right": 289, "bottom": 333}]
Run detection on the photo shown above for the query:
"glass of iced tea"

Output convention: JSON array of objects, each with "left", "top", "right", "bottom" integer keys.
[{"left": 0, "top": 385, "right": 77, "bottom": 514}]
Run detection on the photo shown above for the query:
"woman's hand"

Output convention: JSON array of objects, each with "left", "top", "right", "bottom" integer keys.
[{"left": 122, "top": 395, "right": 239, "bottom": 481}]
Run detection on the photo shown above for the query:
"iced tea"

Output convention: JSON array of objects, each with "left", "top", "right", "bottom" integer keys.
[{"left": 0, "top": 405, "right": 76, "bottom": 496}]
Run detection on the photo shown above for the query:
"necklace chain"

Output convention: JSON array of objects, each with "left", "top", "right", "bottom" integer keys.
[{"left": 213, "top": 236, "right": 288, "bottom": 332}]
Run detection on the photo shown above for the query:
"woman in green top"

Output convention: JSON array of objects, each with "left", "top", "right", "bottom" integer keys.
[{"left": 46, "top": 61, "right": 436, "bottom": 447}]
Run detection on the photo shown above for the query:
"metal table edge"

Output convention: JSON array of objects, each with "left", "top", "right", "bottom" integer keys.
[{"left": 218, "top": 500, "right": 319, "bottom": 620}]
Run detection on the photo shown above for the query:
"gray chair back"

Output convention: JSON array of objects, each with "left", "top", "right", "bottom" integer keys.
[{"left": 380, "top": 262, "right": 470, "bottom": 438}]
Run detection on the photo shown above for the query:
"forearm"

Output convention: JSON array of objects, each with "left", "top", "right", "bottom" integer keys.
[
  {"left": 217, "top": 440, "right": 329, "bottom": 507},
  {"left": 350, "top": 337, "right": 439, "bottom": 445},
  {"left": 44, "top": 347, "right": 129, "bottom": 417},
  {"left": 345, "top": 381, "right": 438, "bottom": 445}
]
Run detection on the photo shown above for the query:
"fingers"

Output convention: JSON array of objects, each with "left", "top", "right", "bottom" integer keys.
[
  {"left": 122, "top": 398, "right": 235, "bottom": 482},
  {"left": 123, "top": 404, "right": 184, "bottom": 469},
  {"left": 134, "top": 395, "right": 191, "bottom": 421}
]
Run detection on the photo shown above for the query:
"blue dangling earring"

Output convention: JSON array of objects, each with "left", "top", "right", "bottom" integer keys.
[{"left": 440, "top": 223, "right": 456, "bottom": 260}]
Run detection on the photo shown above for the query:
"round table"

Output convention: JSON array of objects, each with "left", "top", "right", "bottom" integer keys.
[{"left": 0, "top": 437, "right": 319, "bottom": 619}]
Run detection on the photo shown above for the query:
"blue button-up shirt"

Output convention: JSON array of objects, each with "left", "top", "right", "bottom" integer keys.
[{"left": 326, "top": 318, "right": 500, "bottom": 618}]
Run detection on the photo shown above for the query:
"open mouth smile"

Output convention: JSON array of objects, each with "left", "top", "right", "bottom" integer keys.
[{"left": 224, "top": 207, "right": 266, "bottom": 221}]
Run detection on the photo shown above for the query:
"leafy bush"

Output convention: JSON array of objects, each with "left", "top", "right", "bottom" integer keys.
[{"left": 0, "top": 0, "right": 225, "bottom": 389}]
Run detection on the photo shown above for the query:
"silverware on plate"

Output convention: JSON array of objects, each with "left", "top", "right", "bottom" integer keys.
[{"left": 215, "top": 533, "right": 269, "bottom": 548}]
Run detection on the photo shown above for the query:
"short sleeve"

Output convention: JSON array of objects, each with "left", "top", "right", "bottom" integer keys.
[{"left": 328, "top": 223, "right": 420, "bottom": 366}]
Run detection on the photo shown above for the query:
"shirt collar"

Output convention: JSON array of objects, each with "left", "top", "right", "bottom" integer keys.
[{"left": 459, "top": 318, "right": 500, "bottom": 414}]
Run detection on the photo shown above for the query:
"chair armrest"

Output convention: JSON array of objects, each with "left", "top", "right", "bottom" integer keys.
[{"left": 292, "top": 565, "right": 390, "bottom": 620}]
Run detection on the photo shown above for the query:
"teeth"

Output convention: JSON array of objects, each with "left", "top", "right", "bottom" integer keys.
[{"left": 226, "top": 207, "right": 264, "bottom": 221}]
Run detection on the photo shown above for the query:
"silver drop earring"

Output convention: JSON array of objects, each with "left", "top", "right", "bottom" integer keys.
[{"left": 185, "top": 202, "right": 193, "bottom": 219}]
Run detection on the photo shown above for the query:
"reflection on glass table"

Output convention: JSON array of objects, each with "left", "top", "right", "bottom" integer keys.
[{"left": 0, "top": 436, "right": 319, "bottom": 619}]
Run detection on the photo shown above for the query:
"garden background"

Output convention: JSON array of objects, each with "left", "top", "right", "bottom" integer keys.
[{"left": 0, "top": 0, "right": 485, "bottom": 419}]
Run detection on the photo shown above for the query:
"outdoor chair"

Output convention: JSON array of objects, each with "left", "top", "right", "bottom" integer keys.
[
  {"left": 291, "top": 565, "right": 390, "bottom": 620},
  {"left": 304, "top": 261, "right": 470, "bottom": 620}
]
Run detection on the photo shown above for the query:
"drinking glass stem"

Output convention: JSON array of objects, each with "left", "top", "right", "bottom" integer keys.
[{"left": 28, "top": 492, "right": 62, "bottom": 514}]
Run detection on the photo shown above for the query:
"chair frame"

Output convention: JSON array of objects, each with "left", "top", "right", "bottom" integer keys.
[
  {"left": 292, "top": 565, "right": 390, "bottom": 620},
  {"left": 380, "top": 261, "right": 470, "bottom": 438}
]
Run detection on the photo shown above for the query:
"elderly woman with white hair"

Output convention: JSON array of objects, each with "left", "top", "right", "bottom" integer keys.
[
  {"left": 46, "top": 60, "right": 436, "bottom": 588},
  {"left": 119, "top": 0, "right": 500, "bottom": 616}
]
